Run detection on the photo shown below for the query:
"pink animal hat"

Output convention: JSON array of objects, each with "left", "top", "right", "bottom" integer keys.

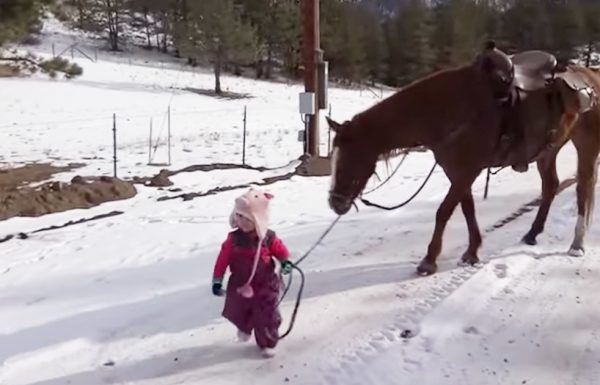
[
  {"left": 229, "top": 187, "right": 273, "bottom": 240},
  {"left": 228, "top": 187, "right": 274, "bottom": 298}
]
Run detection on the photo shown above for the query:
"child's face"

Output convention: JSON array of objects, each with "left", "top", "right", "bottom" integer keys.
[{"left": 236, "top": 213, "right": 256, "bottom": 233}]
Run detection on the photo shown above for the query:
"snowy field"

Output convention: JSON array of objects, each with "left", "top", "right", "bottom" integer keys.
[{"left": 1, "top": 14, "right": 599, "bottom": 385}]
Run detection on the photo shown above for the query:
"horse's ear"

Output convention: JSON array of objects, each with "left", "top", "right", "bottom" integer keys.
[
  {"left": 484, "top": 40, "right": 496, "bottom": 51},
  {"left": 475, "top": 40, "right": 499, "bottom": 73},
  {"left": 326, "top": 116, "right": 343, "bottom": 132}
]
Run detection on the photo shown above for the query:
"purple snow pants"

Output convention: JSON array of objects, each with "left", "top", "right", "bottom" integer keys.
[{"left": 223, "top": 255, "right": 282, "bottom": 349}]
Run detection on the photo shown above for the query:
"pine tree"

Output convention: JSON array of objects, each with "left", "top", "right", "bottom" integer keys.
[
  {"left": 382, "top": 19, "right": 399, "bottom": 85},
  {"left": 502, "top": 0, "right": 553, "bottom": 52},
  {"left": 104, "top": 0, "right": 126, "bottom": 51},
  {"left": 237, "top": 0, "right": 300, "bottom": 79},
  {"left": 547, "top": 0, "right": 585, "bottom": 60},
  {"left": 181, "top": 0, "right": 258, "bottom": 94},
  {"left": 320, "top": 0, "right": 345, "bottom": 80},
  {"left": 128, "top": 0, "right": 163, "bottom": 49},
  {"left": 321, "top": 1, "right": 387, "bottom": 84},
  {"left": 0, "top": 0, "right": 51, "bottom": 48},
  {"left": 432, "top": 0, "right": 494, "bottom": 69},
  {"left": 336, "top": 3, "right": 368, "bottom": 83},
  {"left": 388, "top": 0, "right": 435, "bottom": 86},
  {"left": 70, "top": 0, "right": 130, "bottom": 51},
  {"left": 360, "top": 6, "right": 386, "bottom": 85},
  {"left": 580, "top": 0, "right": 600, "bottom": 66},
  {"left": 64, "top": 0, "right": 89, "bottom": 29},
  {"left": 501, "top": 0, "right": 585, "bottom": 59}
]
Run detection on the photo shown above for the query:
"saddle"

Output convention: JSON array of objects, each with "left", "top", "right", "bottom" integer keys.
[
  {"left": 512, "top": 50, "right": 596, "bottom": 107},
  {"left": 475, "top": 42, "right": 597, "bottom": 172},
  {"left": 511, "top": 50, "right": 558, "bottom": 90}
]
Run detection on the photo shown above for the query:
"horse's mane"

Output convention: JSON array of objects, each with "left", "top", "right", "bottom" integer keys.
[{"left": 345, "top": 64, "right": 472, "bottom": 165}]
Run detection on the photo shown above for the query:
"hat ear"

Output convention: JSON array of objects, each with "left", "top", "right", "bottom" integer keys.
[{"left": 229, "top": 210, "right": 238, "bottom": 228}]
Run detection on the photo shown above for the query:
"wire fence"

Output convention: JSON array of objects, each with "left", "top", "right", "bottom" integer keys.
[
  {"left": 5, "top": 42, "right": 388, "bottom": 176},
  {"left": 2, "top": 104, "right": 337, "bottom": 176}
]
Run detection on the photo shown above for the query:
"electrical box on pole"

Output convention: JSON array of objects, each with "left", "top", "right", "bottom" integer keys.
[
  {"left": 298, "top": 92, "right": 315, "bottom": 152},
  {"left": 299, "top": 92, "right": 316, "bottom": 115}
]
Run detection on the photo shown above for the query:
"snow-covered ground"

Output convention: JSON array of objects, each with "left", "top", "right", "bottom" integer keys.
[{"left": 1, "top": 13, "right": 599, "bottom": 385}]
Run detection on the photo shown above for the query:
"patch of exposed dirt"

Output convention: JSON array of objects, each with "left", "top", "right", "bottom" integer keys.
[
  {"left": 0, "top": 163, "right": 137, "bottom": 221},
  {"left": 157, "top": 168, "right": 299, "bottom": 202},
  {"left": 0, "top": 64, "right": 20, "bottom": 77},
  {"left": 0, "top": 163, "right": 82, "bottom": 190},
  {"left": 182, "top": 87, "right": 252, "bottom": 100},
  {"left": 131, "top": 162, "right": 281, "bottom": 188},
  {"left": 133, "top": 150, "right": 421, "bottom": 202},
  {"left": 0, "top": 211, "right": 125, "bottom": 244},
  {"left": 0, "top": 54, "right": 40, "bottom": 77}
]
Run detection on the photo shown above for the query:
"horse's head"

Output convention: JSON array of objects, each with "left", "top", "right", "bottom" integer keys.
[
  {"left": 326, "top": 116, "right": 379, "bottom": 215},
  {"left": 473, "top": 40, "right": 514, "bottom": 100}
]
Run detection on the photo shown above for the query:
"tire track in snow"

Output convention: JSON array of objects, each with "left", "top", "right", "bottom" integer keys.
[
  {"left": 316, "top": 176, "right": 590, "bottom": 385},
  {"left": 317, "top": 247, "right": 530, "bottom": 384},
  {"left": 317, "top": 263, "right": 488, "bottom": 385},
  {"left": 320, "top": 246, "right": 598, "bottom": 385}
]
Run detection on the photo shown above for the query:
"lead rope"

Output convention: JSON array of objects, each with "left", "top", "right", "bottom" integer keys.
[{"left": 277, "top": 215, "right": 341, "bottom": 340}]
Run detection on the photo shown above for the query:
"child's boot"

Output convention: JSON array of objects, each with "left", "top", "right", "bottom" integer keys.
[
  {"left": 237, "top": 329, "right": 251, "bottom": 342},
  {"left": 260, "top": 347, "right": 275, "bottom": 358}
]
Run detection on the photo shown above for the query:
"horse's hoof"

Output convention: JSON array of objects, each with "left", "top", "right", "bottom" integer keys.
[
  {"left": 522, "top": 233, "right": 537, "bottom": 246},
  {"left": 417, "top": 261, "right": 437, "bottom": 276},
  {"left": 568, "top": 247, "right": 585, "bottom": 257},
  {"left": 459, "top": 252, "right": 480, "bottom": 266}
]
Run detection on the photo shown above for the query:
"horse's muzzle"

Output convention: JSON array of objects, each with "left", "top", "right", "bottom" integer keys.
[{"left": 328, "top": 192, "right": 352, "bottom": 215}]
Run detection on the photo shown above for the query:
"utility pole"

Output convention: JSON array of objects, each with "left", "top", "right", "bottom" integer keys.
[
  {"left": 297, "top": 0, "right": 331, "bottom": 176},
  {"left": 304, "top": 0, "right": 319, "bottom": 157}
]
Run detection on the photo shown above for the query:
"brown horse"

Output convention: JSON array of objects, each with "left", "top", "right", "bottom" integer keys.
[{"left": 326, "top": 45, "right": 600, "bottom": 276}]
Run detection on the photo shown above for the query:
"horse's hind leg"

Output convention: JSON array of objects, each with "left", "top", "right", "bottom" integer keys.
[
  {"left": 569, "top": 118, "right": 600, "bottom": 256},
  {"left": 522, "top": 149, "right": 560, "bottom": 245}
]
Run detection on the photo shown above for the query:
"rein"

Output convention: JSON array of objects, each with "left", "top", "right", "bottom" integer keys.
[
  {"left": 361, "top": 152, "right": 409, "bottom": 196},
  {"left": 359, "top": 160, "right": 438, "bottom": 210}
]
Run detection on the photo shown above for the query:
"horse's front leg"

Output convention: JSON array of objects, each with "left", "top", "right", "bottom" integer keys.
[
  {"left": 417, "top": 183, "right": 466, "bottom": 276},
  {"left": 522, "top": 150, "right": 560, "bottom": 245},
  {"left": 458, "top": 188, "right": 482, "bottom": 266}
]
